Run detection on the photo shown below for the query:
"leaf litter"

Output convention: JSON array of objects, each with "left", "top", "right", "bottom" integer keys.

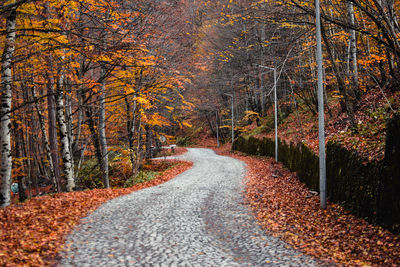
[
  {"left": 216, "top": 147, "right": 400, "bottom": 266},
  {"left": 0, "top": 160, "right": 192, "bottom": 266}
]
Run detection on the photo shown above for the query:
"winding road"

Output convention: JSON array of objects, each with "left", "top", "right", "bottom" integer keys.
[{"left": 60, "top": 148, "right": 320, "bottom": 266}]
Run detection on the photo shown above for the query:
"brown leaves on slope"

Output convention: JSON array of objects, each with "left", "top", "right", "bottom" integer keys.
[
  {"left": 217, "top": 149, "right": 400, "bottom": 266},
  {"left": 172, "top": 147, "right": 189, "bottom": 156},
  {"left": 157, "top": 147, "right": 188, "bottom": 158},
  {"left": 0, "top": 160, "right": 192, "bottom": 266}
]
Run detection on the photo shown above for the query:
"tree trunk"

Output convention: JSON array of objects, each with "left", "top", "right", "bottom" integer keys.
[
  {"left": 99, "top": 66, "right": 109, "bottom": 188},
  {"left": 13, "top": 117, "right": 26, "bottom": 202},
  {"left": 0, "top": 5, "right": 17, "bottom": 208},
  {"left": 55, "top": 75, "right": 75, "bottom": 192},
  {"left": 47, "top": 72, "right": 62, "bottom": 191},
  {"left": 72, "top": 86, "right": 83, "bottom": 160},
  {"left": 85, "top": 105, "right": 102, "bottom": 163},
  {"left": 136, "top": 119, "right": 144, "bottom": 170},
  {"left": 125, "top": 97, "right": 137, "bottom": 169},
  {"left": 65, "top": 79, "right": 75, "bottom": 175},
  {"left": 25, "top": 123, "right": 32, "bottom": 198},
  {"left": 347, "top": 1, "right": 359, "bottom": 100},
  {"left": 32, "top": 86, "right": 58, "bottom": 192},
  {"left": 145, "top": 126, "right": 153, "bottom": 159},
  {"left": 42, "top": 0, "right": 62, "bottom": 190},
  {"left": 321, "top": 23, "right": 356, "bottom": 127}
]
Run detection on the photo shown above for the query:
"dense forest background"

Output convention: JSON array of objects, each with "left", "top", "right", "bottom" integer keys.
[
  {"left": 187, "top": 0, "right": 400, "bottom": 152},
  {"left": 1, "top": 0, "right": 399, "bottom": 208}
]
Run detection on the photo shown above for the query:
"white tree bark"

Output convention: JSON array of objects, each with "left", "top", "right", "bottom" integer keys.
[
  {"left": 56, "top": 75, "right": 75, "bottom": 192},
  {"left": 0, "top": 6, "right": 17, "bottom": 208},
  {"left": 65, "top": 80, "right": 75, "bottom": 183},
  {"left": 347, "top": 1, "right": 359, "bottom": 93},
  {"left": 99, "top": 65, "right": 109, "bottom": 188}
]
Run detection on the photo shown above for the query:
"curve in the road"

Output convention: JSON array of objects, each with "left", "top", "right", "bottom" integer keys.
[{"left": 60, "top": 148, "right": 320, "bottom": 266}]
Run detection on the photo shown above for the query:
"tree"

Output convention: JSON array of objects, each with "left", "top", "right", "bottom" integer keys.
[
  {"left": 0, "top": 0, "right": 199, "bottom": 204},
  {"left": 0, "top": 0, "right": 17, "bottom": 207}
]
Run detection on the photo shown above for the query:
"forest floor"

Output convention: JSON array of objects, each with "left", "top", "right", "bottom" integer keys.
[
  {"left": 210, "top": 142, "right": 400, "bottom": 266},
  {"left": 0, "top": 156, "right": 192, "bottom": 266}
]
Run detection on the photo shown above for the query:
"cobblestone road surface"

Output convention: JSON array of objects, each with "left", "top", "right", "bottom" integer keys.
[{"left": 60, "top": 148, "right": 322, "bottom": 266}]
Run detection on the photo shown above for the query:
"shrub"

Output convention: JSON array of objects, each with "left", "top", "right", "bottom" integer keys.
[
  {"left": 76, "top": 159, "right": 104, "bottom": 189},
  {"left": 123, "top": 171, "right": 159, "bottom": 188},
  {"left": 176, "top": 136, "right": 192, "bottom": 146}
]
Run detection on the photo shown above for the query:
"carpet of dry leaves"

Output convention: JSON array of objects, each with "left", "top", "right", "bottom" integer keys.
[
  {"left": 215, "top": 146, "right": 400, "bottom": 266},
  {"left": 172, "top": 147, "right": 188, "bottom": 156},
  {"left": 157, "top": 147, "right": 188, "bottom": 158},
  {"left": 0, "top": 160, "right": 192, "bottom": 266}
]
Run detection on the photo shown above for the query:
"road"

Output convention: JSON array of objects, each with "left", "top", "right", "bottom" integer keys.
[{"left": 60, "top": 148, "right": 320, "bottom": 266}]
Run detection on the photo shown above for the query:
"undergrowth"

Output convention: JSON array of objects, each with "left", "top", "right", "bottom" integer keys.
[{"left": 244, "top": 88, "right": 400, "bottom": 162}]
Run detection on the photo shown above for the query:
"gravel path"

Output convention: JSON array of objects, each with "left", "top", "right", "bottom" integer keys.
[{"left": 60, "top": 148, "right": 321, "bottom": 266}]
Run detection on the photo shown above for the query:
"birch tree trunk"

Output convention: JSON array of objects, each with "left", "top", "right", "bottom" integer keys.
[
  {"left": 0, "top": 5, "right": 17, "bottom": 207},
  {"left": 347, "top": 1, "right": 359, "bottom": 99},
  {"left": 99, "top": 65, "right": 109, "bottom": 188},
  {"left": 55, "top": 74, "right": 75, "bottom": 192},
  {"left": 97, "top": 11, "right": 110, "bottom": 188},
  {"left": 65, "top": 80, "right": 75, "bottom": 169}
]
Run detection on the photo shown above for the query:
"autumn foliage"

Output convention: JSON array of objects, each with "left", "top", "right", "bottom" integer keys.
[
  {"left": 0, "top": 0, "right": 196, "bottom": 208},
  {"left": 0, "top": 160, "right": 192, "bottom": 266}
]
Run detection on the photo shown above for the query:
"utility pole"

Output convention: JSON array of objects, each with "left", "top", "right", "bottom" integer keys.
[
  {"left": 273, "top": 67, "right": 278, "bottom": 162},
  {"left": 224, "top": 93, "right": 234, "bottom": 147},
  {"left": 315, "top": 0, "right": 327, "bottom": 209},
  {"left": 255, "top": 64, "right": 278, "bottom": 162}
]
